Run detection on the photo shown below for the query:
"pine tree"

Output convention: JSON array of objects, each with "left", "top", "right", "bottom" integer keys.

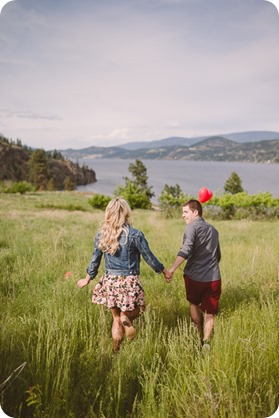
[
  {"left": 114, "top": 159, "right": 154, "bottom": 209},
  {"left": 28, "top": 149, "right": 48, "bottom": 190},
  {"left": 127, "top": 159, "right": 154, "bottom": 200},
  {"left": 224, "top": 171, "right": 244, "bottom": 194},
  {"left": 63, "top": 176, "right": 75, "bottom": 191}
]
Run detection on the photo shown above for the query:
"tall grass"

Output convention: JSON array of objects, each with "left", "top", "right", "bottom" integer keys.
[{"left": 0, "top": 192, "right": 278, "bottom": 417}]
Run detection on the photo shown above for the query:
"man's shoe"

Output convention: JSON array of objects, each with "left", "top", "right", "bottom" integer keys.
[{"left": 201, "top": 340, "right": 211, "bottom": 355}]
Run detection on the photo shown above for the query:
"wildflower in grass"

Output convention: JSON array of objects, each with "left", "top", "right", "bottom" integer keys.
[{"left": 64, "top": 271, "right": 73, "bottom": 279}]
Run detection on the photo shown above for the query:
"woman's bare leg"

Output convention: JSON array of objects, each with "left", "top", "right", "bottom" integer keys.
[
  {"left": 111, "top": 308, "right": 124, "bottom": 352},
  {"left": 120, "top": 307, "right": 141, "bottom": 340}
]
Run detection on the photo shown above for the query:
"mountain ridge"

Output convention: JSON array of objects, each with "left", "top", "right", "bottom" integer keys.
[
  {"left": 117, "top": 130, "right": 279, "bottom": 150},
  {"left": 61, "top": 133, "right": 279, "bottom": 164}
]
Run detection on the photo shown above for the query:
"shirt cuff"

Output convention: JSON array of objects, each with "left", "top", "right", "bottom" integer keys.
[{"left": 177, "top": 251, "right": 187, "bottom": 259}]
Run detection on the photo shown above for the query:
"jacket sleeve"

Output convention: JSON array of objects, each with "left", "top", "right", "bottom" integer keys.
[
  {"left": 136, "top": 231, "right": 164, "bottom": 273},
  {"left": 86, "top": 234, "right": 103, "bottom": 279}
]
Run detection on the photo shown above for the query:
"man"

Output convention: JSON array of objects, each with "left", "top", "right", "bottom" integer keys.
[{"left": 169, "top": 199, "right": 221, "bottom": 352}]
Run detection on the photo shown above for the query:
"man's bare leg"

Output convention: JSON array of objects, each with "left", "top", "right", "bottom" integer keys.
[
  {"left": 189, "top": 303, "right": 203, "bottom": 340},
  {"left": 203, "top": 312, "right": 214, "bottom": 342}
]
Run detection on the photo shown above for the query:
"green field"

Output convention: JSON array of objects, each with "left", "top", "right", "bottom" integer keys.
[{"left": 0, "top": 192, "right": 278, "bottom": 418}]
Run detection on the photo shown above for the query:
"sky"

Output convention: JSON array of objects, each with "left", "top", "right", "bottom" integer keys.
[{"left": 0, "top": 0, "right": 279, "bottom": 150}]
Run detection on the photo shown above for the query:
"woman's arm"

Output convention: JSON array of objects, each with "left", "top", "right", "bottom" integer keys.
[
  {"left": 136, "top": 231, "right": 164, "bottom": 273},
  {"left": 77, "top": 234, "right": 103, "bottom": 288},
  {"left": 77, "top": 273, "right": 91, "bottom": 288}
]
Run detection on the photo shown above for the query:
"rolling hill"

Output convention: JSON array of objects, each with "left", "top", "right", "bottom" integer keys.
[
  {"left": 61, "top": 133, "right": 279, "bottom": 163},
  {"left": 117, "top": 131, "right": 279, "bottom": 150}
]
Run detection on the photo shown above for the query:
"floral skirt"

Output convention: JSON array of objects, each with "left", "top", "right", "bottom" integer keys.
[{"left": 92, "top": 274, "right": 145, "bottom": 313}]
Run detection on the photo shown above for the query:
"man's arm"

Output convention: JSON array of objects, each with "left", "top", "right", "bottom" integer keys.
[
  {"left": 217, "top": 243, "right": 221, "bottom": 262},
  {"left": 169, "top": 255, "right": 186, "bottom": 275}
]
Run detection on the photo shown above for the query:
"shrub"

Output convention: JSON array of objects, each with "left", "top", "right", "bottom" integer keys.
[
  {"left": 114, "top": 180, "right": 152, "bottom": 209},
  {"left": 209, "top": 192, "right": 279, "bottom": 220},
  {"left": 211, "top": 192, "right": 279, "bottom": 208},
  {"left": 159, "top": 184, "right": 189, "bottom": 209},
  {"left": 158, "top": 184, "right": 192, "bottom": 218},
  {"left": 88, "top": 194, "right": 111, "bottom": 210},
  {"left": 3, "top": 181, "right": 35, "bottom": 194}
]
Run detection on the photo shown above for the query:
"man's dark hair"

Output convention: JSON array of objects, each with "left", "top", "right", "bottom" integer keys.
[{"left": 182, "top": 199, "right": 203, "bottom": 217}]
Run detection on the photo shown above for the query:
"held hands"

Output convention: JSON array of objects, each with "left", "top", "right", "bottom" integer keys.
[{"left": 163, "top": 268, "right": 173, "bottom": 283}]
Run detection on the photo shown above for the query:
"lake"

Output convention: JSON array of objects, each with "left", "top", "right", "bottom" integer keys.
[{"left": 77, "top": 159, "right": 279, "bottom": 203}]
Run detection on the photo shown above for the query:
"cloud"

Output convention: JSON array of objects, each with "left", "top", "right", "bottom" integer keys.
[
  {"left": 167, "top": 120, "right": 182, "bottom": 129},
  {"left": 107, "top": 128, "right": 131, "bottom": 140},
  {"left": 0, "top": 0, "right": 278, "bottom": 149},
  {"left": 0, "top": 109, "right": 61, "bottom": 120}
]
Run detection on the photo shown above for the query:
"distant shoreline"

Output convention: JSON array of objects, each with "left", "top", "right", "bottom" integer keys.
[{"left": 77, "top": 159, "right": 279, "bottom": 202}]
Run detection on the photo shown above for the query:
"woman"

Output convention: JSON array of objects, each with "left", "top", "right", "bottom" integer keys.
[{"left": 77, "top": 198, "right": 171, "bottom": 352}]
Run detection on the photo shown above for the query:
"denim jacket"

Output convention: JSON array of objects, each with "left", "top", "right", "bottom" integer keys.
[{"left": 86, "top": 225, "right": 164, "bottom": 279}]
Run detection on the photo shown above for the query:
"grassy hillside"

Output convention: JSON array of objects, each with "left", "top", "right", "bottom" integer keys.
[{"left": 0, "top": 192, "right": 278, "bottom": 418}]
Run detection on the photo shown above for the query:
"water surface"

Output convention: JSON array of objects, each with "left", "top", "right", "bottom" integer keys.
[{"left": 78, "top": 159, "right": 279, "bottom": 202}]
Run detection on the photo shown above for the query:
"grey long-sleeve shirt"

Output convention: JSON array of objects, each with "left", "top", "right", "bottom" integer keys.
[{"left": 178, "top": 217, "right": 221, "bottom": 282}]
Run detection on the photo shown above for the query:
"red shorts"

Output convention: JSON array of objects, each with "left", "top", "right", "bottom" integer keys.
[{"left": 184, "top": 275, "right": 221, "bottom": 315}]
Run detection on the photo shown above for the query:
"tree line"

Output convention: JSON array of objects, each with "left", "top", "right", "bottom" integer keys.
[
  {"left": 88, "top": 159, "right": 279, "bottom": 220},
  {"left": 0, "top": 135, "right": 94, "bottom": 192},
  {"left": 88, "top": 159, "right": 243, "bottom": 209},
  {"left": 2, "top": 148, "right": 279, "bottom": 219},
  {"left": 0, "top": 135, "right": 64, "bottom": 160}
]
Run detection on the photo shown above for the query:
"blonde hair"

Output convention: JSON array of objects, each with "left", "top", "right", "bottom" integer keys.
[{"left": 98, "top": 198, "right": 132, "bottom": 255}]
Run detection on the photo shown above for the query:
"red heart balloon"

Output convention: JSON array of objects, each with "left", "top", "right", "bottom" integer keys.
[{"left": 198, "top": 187, "right": 213, "bottom": 203}]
